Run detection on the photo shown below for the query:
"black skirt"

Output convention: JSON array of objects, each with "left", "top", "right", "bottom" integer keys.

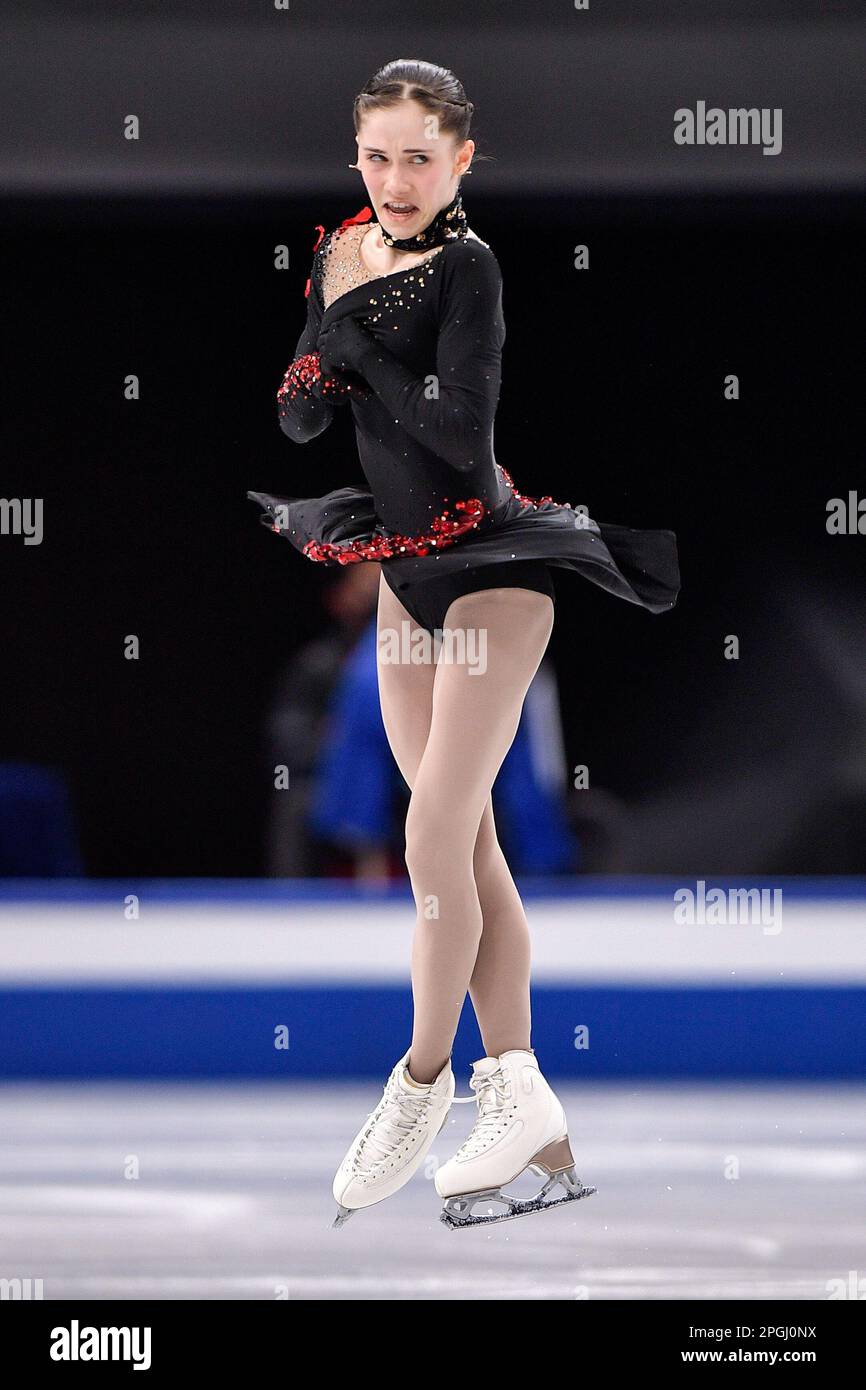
[{"left": 246, "top": 483, "right": 680, "bottom": 617}]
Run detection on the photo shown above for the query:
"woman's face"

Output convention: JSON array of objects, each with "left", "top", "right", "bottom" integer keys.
[{"left": 355, "top": 101, "right": 473, "bottom": 239}]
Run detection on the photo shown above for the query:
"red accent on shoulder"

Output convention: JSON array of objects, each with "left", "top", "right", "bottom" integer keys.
[
  {"left": 304, "top": 276, "right": 310, "bottom": 299},
  {"left": 339, "top": 205, "right": 374, "bottom": 229},
  {"left": 312, "top": 224, "right": 326, "bottom": 252}
]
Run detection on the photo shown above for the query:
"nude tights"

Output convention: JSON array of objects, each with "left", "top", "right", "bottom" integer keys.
[{"left": 376, "top": 574, "right": 555, "bottom": 1084}]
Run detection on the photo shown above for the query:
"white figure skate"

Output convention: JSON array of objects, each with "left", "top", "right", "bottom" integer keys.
[
  {"left": 434, "top": 1049, "right": 596, "bottom": 1230},
  {"left": 332, "top": 1048, "right": 457, "bottom": 1228}
]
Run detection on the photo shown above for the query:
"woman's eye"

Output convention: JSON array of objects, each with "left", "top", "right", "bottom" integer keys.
[{"left": 367, "top": 154, "right": 429, "bottom": 164}]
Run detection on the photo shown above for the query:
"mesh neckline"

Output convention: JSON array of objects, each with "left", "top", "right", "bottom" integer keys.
[{"left": 319, "top": 222, "right": 449, "bottom": 312}]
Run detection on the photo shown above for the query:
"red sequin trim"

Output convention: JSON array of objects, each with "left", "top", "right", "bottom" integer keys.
[
  {"left": 279, "top": 466, "right": 576, "bottom": 564},
  {"left": 300, "top": 497, "right": 487, "bottom": 565},
  {"left": 276, "top": 351, "right": 359, "bottom": 410},
  {"left": 496, "top": 463, "right": 559, "bottom": 510}
]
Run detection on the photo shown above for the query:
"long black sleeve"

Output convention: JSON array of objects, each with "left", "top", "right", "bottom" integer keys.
[
  {"left": 276, "top": 255, "right": 338, "bottom": 444},
  {"left": 354, "top": 241, "right": 505, "bottom": 473}
]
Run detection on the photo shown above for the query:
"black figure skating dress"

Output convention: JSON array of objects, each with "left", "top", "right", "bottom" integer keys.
[{"left": 247, "top": 207, "right": 680, "bottom": 634}]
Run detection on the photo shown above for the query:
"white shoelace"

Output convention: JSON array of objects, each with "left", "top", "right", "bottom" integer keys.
[
  {"left": 354, "top": 1082, "right": 441, "bottom": 1175},
  {"left": 455, "top": 1066, "right": 513, "bottom": 1159},
  {"left": 351, "top": 1067, "right": 481, "bottom": 1176}
]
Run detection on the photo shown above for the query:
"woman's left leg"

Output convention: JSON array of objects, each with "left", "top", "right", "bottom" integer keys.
[
  {"left": 468, "top": 796, "right": 534, "bottom": 1059},
  {"left": 403, "top": 586, "right": 555, "bottom": 1083}
]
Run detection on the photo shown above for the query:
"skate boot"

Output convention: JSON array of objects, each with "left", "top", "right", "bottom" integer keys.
[
  {"left": 332, "top": 1047, "right": 456, "bottom": 1228},
  {"left": 434, "top": 1049, "right": 596, "bottom": 1230}
]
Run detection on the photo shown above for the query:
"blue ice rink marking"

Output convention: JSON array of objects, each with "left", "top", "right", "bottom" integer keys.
[
  {"left": 0, "top": 884, "right": 863, "bottom": 1079},
  {"left": 0, "top": 983, "right": 864, "bottom": 1080},
  {"left": 0, "top": 875, "right": 864, "bottom": 903}
]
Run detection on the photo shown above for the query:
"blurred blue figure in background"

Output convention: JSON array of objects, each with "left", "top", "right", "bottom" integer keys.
[
  {"left": 308, "top": 614, "right": 579, "bottom": 878},
  {"left": 0, "top": 762, "right": 84, "bottom": 876}
]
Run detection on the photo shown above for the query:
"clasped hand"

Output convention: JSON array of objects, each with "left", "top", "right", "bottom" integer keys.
[{"left": 317, "top": 314, "right": 376, "bottom": 378}]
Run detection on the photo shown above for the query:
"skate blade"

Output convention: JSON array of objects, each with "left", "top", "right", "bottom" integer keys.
[
  {"left": 439, "top": 1170, "right": 597, "bottom": 1231},
  {"left": 331, "top": 1203, "right": 356, "bottom": 1230}
]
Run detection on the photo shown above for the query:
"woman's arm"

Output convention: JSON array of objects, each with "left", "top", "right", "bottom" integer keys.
[
  {"left": 319, "top": 243, "right": 505, "bottom": 472},
  {"left": 277, "top": 249, "right": 351, "bottom": 443}
]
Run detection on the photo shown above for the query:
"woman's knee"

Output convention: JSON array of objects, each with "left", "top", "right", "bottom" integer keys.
[{"left": 404, "top": 790, "right": 475, "bottom": 882}]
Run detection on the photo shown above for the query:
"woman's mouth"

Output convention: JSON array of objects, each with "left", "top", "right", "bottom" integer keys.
[{"left": 384, "top": 202, "right": 418, "bottom": 221}]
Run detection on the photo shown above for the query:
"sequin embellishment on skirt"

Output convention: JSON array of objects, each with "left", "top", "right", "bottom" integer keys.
[
  {"left": 298, "top": 496, "right": 486, "bottom": 564},
  {"left": 274, "top": 464, "right": 575, "bottom": 566}
]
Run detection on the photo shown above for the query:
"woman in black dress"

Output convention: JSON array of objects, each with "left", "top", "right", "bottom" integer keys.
[{"left": 249, "top": 60, "right": 679, "bottom": 1230}]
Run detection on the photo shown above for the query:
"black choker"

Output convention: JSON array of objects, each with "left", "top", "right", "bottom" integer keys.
[{"left": 378, "top": 189, "right": 469, "bottom": 251}]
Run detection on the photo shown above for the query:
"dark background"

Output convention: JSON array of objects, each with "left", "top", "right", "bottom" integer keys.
[{"left": 2, "top": 1, "right": 864, "bottom": 876}]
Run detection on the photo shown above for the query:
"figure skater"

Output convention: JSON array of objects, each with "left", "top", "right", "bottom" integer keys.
[{"left": 248, "top": 59, "right": 680, "bottom": 1229}]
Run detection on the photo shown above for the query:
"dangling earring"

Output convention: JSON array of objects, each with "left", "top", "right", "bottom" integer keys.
[{"left": 348, "top": 162, "right": 360, "bottom": 170}]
